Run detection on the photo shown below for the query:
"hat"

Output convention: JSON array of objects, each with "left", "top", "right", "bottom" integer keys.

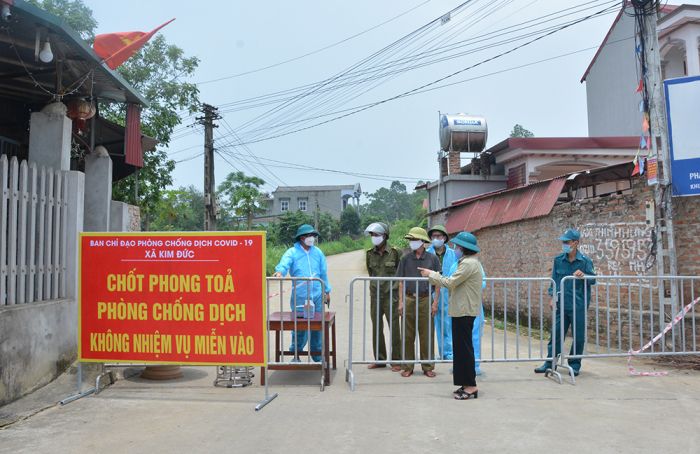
[
  {"left": 294, "top": 224, "right": 319, "bottom": 241},
  {"left": 428, "top": 225, "right": 448, "bottom": 237},
  {"left": 404, "top": 227, "right": 430, "bottom": 243},
  {"left": 559, "top": 228, "right": 581, "bottom": 242},
  {"left": 364, "top": 222, "right": 388, "bottom": 236},
  {"left": 450, "top": 231, "right": 480, "bottom": 253}
]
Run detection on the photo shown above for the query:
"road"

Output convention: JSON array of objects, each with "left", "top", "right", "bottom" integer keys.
[{"left": 1, "top": 249, "right": 700, "bottom": 453}]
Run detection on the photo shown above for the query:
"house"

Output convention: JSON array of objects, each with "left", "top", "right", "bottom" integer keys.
[
  {"left": 264, "top": 184, "right": 361, "bottom": 220},
  {"left": 581, "top": 3, "right": 699, "bottom": 137},
  {"left": 0, "top": 0, "right": 149, "bottom": 405},
  {"left": 425, "top": 137, "right": 638, "bottom": 214}
]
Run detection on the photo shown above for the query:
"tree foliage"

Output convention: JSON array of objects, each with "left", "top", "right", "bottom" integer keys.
[
  {"left": 362, "top": 180, "right": 426, "bottom": 223},
  {"left": 270, "top": 211, "right": 313, "bottom": 246},
  {"left": 28, "top": 0, "right": 97, "bottom": 40},
  {"left": 340, "top": 205, "right": 361, "bottom": 236},
  {"left": 217, "top": 172, "right": 267, "bottom": 230},
  {"left": 30, "top": 0, "right": 200, "bottom": 229},
  {"left": 510, "top": 124, "right": 535, "bottom": 138},
  {"left": 149, "top": 186, "right": 204, "bottom": 231}
]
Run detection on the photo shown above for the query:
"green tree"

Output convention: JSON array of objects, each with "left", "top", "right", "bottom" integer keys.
[
  {"left": 317, "top": 212, "right": 340, "bottom": 242},
  {"left": 340, "top": 206, "right": 361, "bottom": 236},
  {"left": 217, "top": 172, "right": 267, "bottom": 230},
  {"left": 150, "top": 186, "right": 204, "bottom": 231},
  {"left": 363, "top": 180, "right": 425, "bottom": 223},
  {"left": 109, "top": 35, "right": 200, "bottom": 228},
  {"left": 28, "top": 0, "right": 97, "bottom": 40},
  {"left": 270, "top": 211, "right": 313, "bottom": 246},
  {"left": 510, "top": 124, "right": 535, "bottom": 138},
  {"left": 30, "top": 0, "right": 200, "bottom": 229}
]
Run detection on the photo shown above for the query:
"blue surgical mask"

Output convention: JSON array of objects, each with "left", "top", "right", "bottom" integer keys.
[
  {"left": 562, "top": 244, "right": 572, "bottom": 254},
  {"left": 431, "top": 239, "right": 445, "bottom": 248},
  {"left": 453, "top": 247, "right": 464, "bottom": 259}
]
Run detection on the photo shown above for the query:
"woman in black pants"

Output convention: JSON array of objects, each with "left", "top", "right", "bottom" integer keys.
[{"left": 419, "top": 231, "right": 483, "bottom": 400}]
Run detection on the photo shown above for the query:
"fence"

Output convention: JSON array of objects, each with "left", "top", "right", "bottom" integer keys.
[
  {"left": 346, "top": 276, "right": 560, "bottom": 390},
  {"left": 0, "top": 155, "right": 68, "bottom": 306},
  {"left": 262, "top": 276, "right": 331, "bottom": 394},
  {"left": 555, "top": 275, "right": 700, "bottom": 381}
]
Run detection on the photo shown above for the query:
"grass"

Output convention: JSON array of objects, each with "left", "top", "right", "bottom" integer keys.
[{"left": 266, "top": 236, "right": 369, "bottom": 275}]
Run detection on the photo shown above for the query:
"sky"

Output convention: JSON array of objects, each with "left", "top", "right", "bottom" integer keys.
[{"left": 84, "top": 0, "right": 666, "bottom": 196}]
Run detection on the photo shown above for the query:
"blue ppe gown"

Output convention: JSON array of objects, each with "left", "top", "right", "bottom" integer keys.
[
  {"left": 427, "top": 245, "right": 457, "bottom": 360},
  {"left": 274, "top": 242, "right": 332, "bottom": 362}
]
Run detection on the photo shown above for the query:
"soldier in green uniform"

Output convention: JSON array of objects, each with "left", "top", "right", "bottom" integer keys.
[{"left": 364, "top": 222, "right": 402, "bottom": 371}]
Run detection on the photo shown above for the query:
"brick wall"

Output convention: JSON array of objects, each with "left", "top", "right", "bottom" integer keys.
[{"left": 473, "top": 177, "right": 700, "bottom": 351}]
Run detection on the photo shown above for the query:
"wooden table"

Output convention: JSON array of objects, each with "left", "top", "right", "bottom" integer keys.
[{"left": 261, "top": 311, "right": 337, "bottom": 387}]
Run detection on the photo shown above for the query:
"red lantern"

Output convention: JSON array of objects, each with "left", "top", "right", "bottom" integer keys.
[{"left": 66, "top": 98, "right": 96, "bottom": 121}]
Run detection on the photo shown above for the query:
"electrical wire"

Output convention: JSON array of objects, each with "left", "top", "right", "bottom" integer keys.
[
  {"left": 227, "top": 2, "right": 619, "bottom": 146},
  {"left": 195, "top": 0, "right": 433, "bottom": 84}
]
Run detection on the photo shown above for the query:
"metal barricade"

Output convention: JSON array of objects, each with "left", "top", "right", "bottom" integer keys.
[
  {"left": 262, "top": 277, "right": 329, "bottom": 392},
  {"left": 346, "top": 276, "right": 560, "bottom": 390},
  {"left": 482, "top": 278, "right": 559, "bottom": 368},
  {"left": 556, "top": 275, "right": 700, "bottom": 384}
]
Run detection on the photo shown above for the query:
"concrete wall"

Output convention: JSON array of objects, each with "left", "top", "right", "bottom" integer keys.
[
  {"left": 0, "top": 299, "right": 77, "bottom": 406},
  {"left": 585, "top": 13, "right": 641, "bottom": 137},
  {"left": 269, "top": 189, "right": 346, "bottom": 219},
  {"left": 426, "top": 175, "right": 508, "bottom": 212}
]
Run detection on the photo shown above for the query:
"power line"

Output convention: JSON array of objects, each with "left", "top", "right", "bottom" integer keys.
[
  {"left": 216, "top": 147, "right": 428, "bottom": 183},
  {"left": 227, "top": 2, "right": 619, "bottom": 146},
  {"left": 195, "top": 0, "right": 433, "bottom": 84}
]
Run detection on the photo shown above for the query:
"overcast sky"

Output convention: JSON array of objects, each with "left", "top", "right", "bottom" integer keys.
[{"left": 83, "top": 0, "right": 693, "bottom": 196}]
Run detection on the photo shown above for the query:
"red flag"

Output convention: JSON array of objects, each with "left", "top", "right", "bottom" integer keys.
[{"left": 93, "top": 19, "right": 175, "bottom": 69}]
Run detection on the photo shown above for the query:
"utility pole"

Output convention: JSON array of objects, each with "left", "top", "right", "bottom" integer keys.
[
  {"left": 197, "top": 104, "right": 221, "bottom": 231},
  {"left": 636, "top": 1, "right": 679, "bottom": 326}
]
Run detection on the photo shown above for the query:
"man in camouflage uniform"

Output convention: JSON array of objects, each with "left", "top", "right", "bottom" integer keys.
[{"left": 365, "top": 222, "right": 402, "bottom": 371}]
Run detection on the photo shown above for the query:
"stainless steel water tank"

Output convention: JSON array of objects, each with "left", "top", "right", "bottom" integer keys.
[{"left": 439, "top": 114, "right": 488, "bottom": 152}]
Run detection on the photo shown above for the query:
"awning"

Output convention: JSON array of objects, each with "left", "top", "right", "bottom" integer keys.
[{"left": 444, "top": 178, "right": 566, "bottom": 234}]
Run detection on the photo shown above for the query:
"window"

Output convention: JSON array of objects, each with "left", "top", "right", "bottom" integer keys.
[
  {"left": 298, "top": 198, "right": 308, "bottom": 212},
  {"left": 280, "top": 199, "right": 289, "bottom": 212}
]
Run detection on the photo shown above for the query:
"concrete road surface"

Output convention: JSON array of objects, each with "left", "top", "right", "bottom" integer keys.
[{"left": 1, "top": 250, "right": 700, "bottom": 453}]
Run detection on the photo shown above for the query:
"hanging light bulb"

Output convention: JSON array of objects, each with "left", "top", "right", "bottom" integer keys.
[
  {"left": 1, "top": 4, "right": 11, "bottom": 21},
  {"left": 39, "top": 39, "right": 53, "bottom": 63}
]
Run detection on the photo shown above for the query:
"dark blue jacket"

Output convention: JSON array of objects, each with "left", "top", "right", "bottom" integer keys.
[{"left": 548, "top": 251, "right": 596, "bottom": 309}]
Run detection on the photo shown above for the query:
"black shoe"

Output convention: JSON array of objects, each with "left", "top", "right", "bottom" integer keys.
[{"left": 534, "top": 363, "right": 551, "bottom": 374}]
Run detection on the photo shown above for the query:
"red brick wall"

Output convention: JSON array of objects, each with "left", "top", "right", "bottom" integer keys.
[
  {"left": 473, "top": 178, "right": 700, "bottom": 350},
  {"left": 476, "top": 178, "right": 700, "bottom": 280}
]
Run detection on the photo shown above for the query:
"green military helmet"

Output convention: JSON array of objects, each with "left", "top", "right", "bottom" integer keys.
[
  {"left": 404, "top": 226, "right": 430, "bottom": 243},
  {"left": 294, "top": 224, "right": 319, "bottom": 241},
  {"left": 428, "top": 224, "right": 448, "bottom": 238}
]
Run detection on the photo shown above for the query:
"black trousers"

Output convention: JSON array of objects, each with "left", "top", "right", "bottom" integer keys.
[{"left": 452, "top": 316, "right": 477, "bottom": 387}]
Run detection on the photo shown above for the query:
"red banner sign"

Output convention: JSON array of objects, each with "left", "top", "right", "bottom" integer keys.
[{"left": 79, "top": 232, "right": 266, "bottom": 366}]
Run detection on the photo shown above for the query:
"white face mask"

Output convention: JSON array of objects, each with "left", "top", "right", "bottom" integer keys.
[
  {"left": 409, "top": 240, "right": 423, "bottom": 251},
  {"left": 371, "top": 236, "right": 384, "bottom": 246},
  {"left": 303, "top": 236, "right": 315, "bottom": 247},
  {"left": 431, "top": 239, "right": 445, "bottom": 249},
  {"left": 453, "top": 247, "right": 464, "bottom": 259}
]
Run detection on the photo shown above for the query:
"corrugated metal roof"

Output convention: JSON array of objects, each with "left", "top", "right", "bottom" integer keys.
[
  {"left": 444, "top": 178, "right": 566, "bottom": 234},
  {"left": 445, "top": 203, "right": 475, "bottom": 234}
]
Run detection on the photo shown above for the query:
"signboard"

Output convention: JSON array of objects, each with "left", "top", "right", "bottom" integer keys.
[
  {"left": 79, "top": 232, "right": 266, "bottom": 366},
  {"left": 664, "top": 75, "right": 700, "bottom": 196},
  {"left": 646, "top": 156, "right": 658, "bottom": 186}
]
